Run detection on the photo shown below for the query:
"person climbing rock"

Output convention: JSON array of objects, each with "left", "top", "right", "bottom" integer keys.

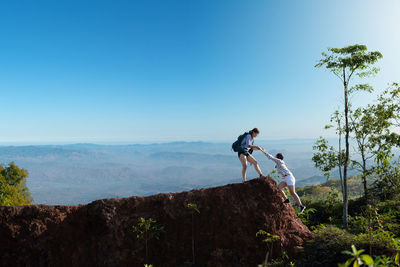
[
  {"left": 260, "top": 148, "right": 306, "bottom": 214},
  {"left": 232, "top": 128, "right": 264, "bottom": 183}
]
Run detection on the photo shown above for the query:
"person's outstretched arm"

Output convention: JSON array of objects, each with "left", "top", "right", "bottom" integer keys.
[
  {"left": 249, "top": 145, "right": 262, "bottom": 150},
  {"left": 260, "top": 148, "right": 281, "bottom": 164}
]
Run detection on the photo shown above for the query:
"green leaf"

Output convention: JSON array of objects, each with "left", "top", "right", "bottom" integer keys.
[
  {"left": 351, "top": 245, "right": 357, "bottom": 254},
  {"left": 187, "top": 203, "right": 200, "bottom": 213},
  {"left": 395, "top": 252, "right": 399, "bottom": 264},
  {"left": 345, "top": 258, "right": 354, "bottom": 267},
  {"left": 360, "top": 254, "right": 374, "bottom": 265},
  {"left": 342, "top": 251, "right": 355, "bottom": 256}
]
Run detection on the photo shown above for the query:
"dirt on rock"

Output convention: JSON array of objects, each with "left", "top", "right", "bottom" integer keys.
[{"left": 0, "top": 177, "right": 314, "bottom": 267}]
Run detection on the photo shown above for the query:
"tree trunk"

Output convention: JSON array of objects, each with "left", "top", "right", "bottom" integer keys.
[
  {"left": 338, "top": 125, "right": 344, "bottom": 195},
  {"left": 362, "top": 156, "right": 368, "bottom": 202},
  {"left": 343, "top": 79, "right": 349, "bottom": 229}
]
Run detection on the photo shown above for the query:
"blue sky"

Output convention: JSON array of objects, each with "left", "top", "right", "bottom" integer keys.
[{"left": 0, "top": 0, "right": 399, "bottom": 144}]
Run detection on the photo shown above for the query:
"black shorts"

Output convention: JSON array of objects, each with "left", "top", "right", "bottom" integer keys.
[
  {"left": 237, "top": 148, "right": 253, "bottom": 158},
  {"left": 238, "top": 151, "right": 249, "bottom": 158}
]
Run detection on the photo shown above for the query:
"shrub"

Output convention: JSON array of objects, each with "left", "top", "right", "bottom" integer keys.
[
  {"left": 301, "top": 225, "right": 355, "bottom": 266},
  {"left": 355, "top": 230, "right": 399, "bottom": 256},
  {"left": 300, "top": 224, "right": 399, "bottom": 266},
  {"left": 0, "top": 162, "right": 32, "bottom": 206}
]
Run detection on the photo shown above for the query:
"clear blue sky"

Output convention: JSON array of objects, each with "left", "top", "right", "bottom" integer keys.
[{"left": 1, "top": 0, "right": 399, "bottom": 144}]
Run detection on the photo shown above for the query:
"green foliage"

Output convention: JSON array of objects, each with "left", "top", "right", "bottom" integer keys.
[
  {"left": 132, "top": 217, "right": 164, "bottom": 264},
  {"left": 256, "top": 230, "right": 281, "bottom": 244},
  {"left": 187, "top": 203, "right": 200, "bottom": 214},
  {"left": 348, "top": 100, "right": 396, "bottom": 201},
  {"left": 268, "top": 169, "right": 283, "bottom": 183},
  {"left": 339, "top": 245, "right": 374, "bottom": 267},
  {"left": 301, "top": 221, "right": 399, "bottom": 266},
  {"left": 315, "top": 44, "right": 382, "bottom": 79},
  {"left": 355, "top": 230, "right": 399, "bottom": 254},
  {"left": 0, "top": 162, "right": 32, "bottom": 206},
  {"left": 316, "top": 44, "right": 383, "bottom": 229},
  {"left": 299, "top": 207, "right": 316, "bottom": 226},
  {"left": 373, "top": 252, "right": 400, "bottom": 266},
  {"left": 313, "top": 137, "right": 340, "bottom": 179},
  {"left": 370, "top": 165, "right": 400, "bottom": 202},
  {"left": 302, "top": 225, "right": 355, "bottom": 266},
  {"left": 374, "top": 200, "right": 400, "bottom": 236},
  {"left": 132, "top": 217, "right": 164, "bottom": 241},
  {"left": 339, "top": 246, "right": 400, "bottom": 267},
  {"left": 257, "top": 230, "right": 281, "bottom": 267},
  {"left": 326, "top": 187, "right": 341, "bottom": 206}
]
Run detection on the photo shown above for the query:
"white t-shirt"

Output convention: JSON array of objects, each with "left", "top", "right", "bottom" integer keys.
[{"left": 264, "top": 151, "right": 293, "bottom": 177}]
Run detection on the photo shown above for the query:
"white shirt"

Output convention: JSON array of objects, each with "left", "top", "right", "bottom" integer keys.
[{"left": 264, "top": 151, "right": 292, "bottom": 177}]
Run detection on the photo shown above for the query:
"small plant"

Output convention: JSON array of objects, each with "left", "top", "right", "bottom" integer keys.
[
  {"left": 339, "top": 245, "right": 400, "bottom": 267},
  {"left": 187, "top": 203, "right": 200, "bottom": 265},
  {"left": 339, "top": 244, "right": 374, "bottom": 267},
  {"left": 268, "top": 169, "right": 282, "bottom": 182},
  {"left": 132, "top": 217, "right": 164, "bottom": 264},
  {"left": 326, "top": 186, "right": 341, "bottom": 206},
  {"left": 256, "top": 229, "right": 281, "bottom": 267},
  {"left": 298, "top": 207, "right": 316, "bottom": 226},
  {"left": 373, "top": 252, "right": 400, "bottom": 266}
]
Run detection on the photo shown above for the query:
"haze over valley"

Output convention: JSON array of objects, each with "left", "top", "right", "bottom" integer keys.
[{"left": 0, "top": 139, "right": 343, "bottom": 204}]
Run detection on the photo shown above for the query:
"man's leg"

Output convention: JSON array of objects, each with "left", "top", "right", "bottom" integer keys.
[
  {"left": 288, "top": 185, "right": 302, "bottom": 207},
  {"left": 246, "top": 154, "right": 263, "bottom": 177},
  {"left": 278, "top": 181, "right": 288, "bottom": 199},
  {"left": 239, "top": 154, "right": 248, "bottom": 183}
]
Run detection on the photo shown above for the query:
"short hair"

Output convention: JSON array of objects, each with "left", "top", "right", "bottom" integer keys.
[{"left": 276, "top": 153, "right": 284, "bottom": 160}]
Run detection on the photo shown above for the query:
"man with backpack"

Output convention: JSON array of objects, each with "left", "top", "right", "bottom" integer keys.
[{"left": 232, "top": 128, "right": 264, "bottom": 183}]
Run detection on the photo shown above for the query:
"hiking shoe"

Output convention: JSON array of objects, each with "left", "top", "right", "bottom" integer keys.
[
  {"left": 283, "top": 198, "right": 290, "bottom": 204},
  {"left": 299, "top": 205, "right": 306, "bottom": 214}
]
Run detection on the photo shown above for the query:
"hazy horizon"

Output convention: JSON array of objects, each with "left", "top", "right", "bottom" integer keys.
[
  {"left": 0, "top": 137, "right": 328, "bottom": 146},
  {"left": 0, "top": 140, "right": 336, "bottom": 205}
]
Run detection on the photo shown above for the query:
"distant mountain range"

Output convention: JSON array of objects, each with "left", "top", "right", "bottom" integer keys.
[{"left": 0, "top": 140, "right": 354, "bottom": 205}]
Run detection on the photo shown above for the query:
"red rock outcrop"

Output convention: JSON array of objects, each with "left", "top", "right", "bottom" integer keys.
[{"left": 0, "top": 177, "right": 313, "bottom": 267}]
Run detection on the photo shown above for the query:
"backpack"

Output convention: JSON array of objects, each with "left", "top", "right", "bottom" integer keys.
[{"left": 232, "top": 132, "right": 250, "bottom": 152}]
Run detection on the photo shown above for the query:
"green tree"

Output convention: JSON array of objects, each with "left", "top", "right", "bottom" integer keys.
[
  {"left": 312, "top": 112, "right": 346, "bottom": 197},
  {"left": 349, "top": 105, "right": 386, "bottom": 202},
  {"left": 313, "top": 110, "right": 346, "bottom": 201},
  {"left": 0, "top": 162, "right": 32, "bottom": 206},
  {"left": 372, "top": 83, "right": 400, "bottom": 169},
  {"left": 316, "top": 44, "right": 382, "bottom": 229},
  {"left": 132, "top": 217, "right": 164, "bottom": 264}
]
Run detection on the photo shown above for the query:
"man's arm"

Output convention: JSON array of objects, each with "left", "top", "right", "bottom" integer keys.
[{"left": 260, "top": 148, "right": 281, "bottom": 163}]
